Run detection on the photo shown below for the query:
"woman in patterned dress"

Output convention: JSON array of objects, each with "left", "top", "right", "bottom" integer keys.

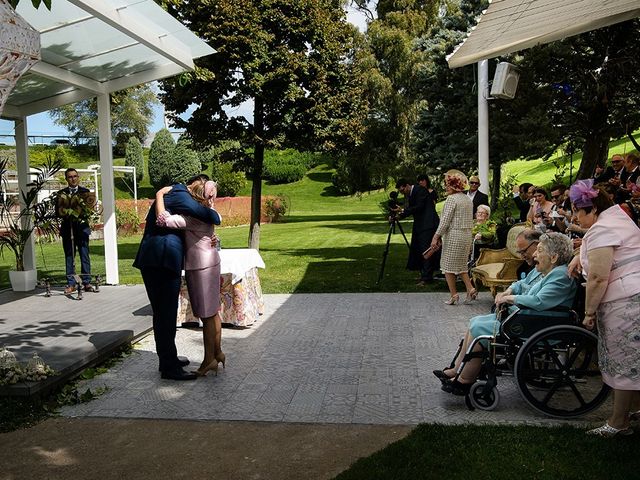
[
  {"left": 568, "top": 180, "right": 640, "bottom": 437},
  {"left": 430, "top": 170, "right": 475, "bottom": 305}
]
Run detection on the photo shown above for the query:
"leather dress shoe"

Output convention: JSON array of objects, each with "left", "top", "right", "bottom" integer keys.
[
  {"left": 160, "top": 368, "right": 197, "bottom": 381},
  {"left": 83, "top": 284, "right": 95, "bottom": 292},
  {"left": 64, "top": 285, "right": 76, "bottom": 295}
]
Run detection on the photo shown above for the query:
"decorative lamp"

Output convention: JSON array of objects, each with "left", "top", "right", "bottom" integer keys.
[
  {"left": 0, "top": 346, "right": 18, "bottom": 369},
  {"left": 27, "top": 352, "right": 45, "bottom": 372},
  {"left": 0, "top": 0, "right": 41, "bottom": 116}
]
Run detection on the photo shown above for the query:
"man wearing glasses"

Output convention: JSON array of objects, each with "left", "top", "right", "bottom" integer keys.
[
  {"left": 56, "top": 168, "right": 94, "bottom": 294},
  {"left": 594, "top": 154, "right": 625, "bottom": 186},
  {"left": 466, "top": 175, "right": 489, "bottom": 216},
  {"left": 514, "top": 229, "right": 542, "bottom": 280}
]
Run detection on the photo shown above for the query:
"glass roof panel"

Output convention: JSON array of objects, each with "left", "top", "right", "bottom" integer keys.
[
  {"left": 7, "top": 75, "right": 77, "bottom": 106},
  {"left": 40, "top": 18, "right": 135, "bottom": 67},
  {"left": 66, "top": 44, "right": 169, "bottom": 82},
  {"left": 15, "top": 1, "right": 90, "bottom": 32}
]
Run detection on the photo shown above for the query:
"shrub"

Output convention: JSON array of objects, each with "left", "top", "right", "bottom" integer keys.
[
  {"left": 170, "top": 143, "right": 202, "bottom": 185},
  {"left": 264, "top": 161, "right": 307, "bottom": 183},
  {"left": 210, "top": 161, "right": 247, "bottom": 197},
  {"left": 124, "top": 137, "right": 144, "bottom": 183},
  {"left": 115, "top": 206, "right": 141, "bottom": 236},
  {"left": 264, "top": 195, "right": 288, "bottom": 222},
  {"left": 263, "top": 149, "right": 325, "bottom": 184},
  {"left": 148, "top": 129, "right": 175, "bottom": 190}
]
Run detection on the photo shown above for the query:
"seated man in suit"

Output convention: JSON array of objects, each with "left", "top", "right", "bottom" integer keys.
[
  {"left": 466, "top": 175, "right": 489, "bottom": 216},
  {"left": 134, "top": 174, "right": 221, "bottom": 381}
]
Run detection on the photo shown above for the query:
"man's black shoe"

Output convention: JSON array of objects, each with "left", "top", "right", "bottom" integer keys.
[
  {"left": 160, "top": 368, "right": 197, "bottom": 381},
  {"left": 158, "top": 357, "right": 190, "bottom": 372}
]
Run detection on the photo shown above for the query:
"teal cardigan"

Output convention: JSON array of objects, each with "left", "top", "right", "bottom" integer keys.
[{"left": 511, "top": 265, "right": 576, "bottom": 311}]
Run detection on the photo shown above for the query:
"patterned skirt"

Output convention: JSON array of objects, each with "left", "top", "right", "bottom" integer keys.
[
  {"left": 597, "top": 292, "right": 640, "bottom": 390},
  {"left": 440, "top": 228, "right": 473, "bottom": 274}
]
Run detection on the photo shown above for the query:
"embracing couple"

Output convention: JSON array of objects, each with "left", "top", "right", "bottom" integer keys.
[{"left": 133, "top": 174, "right": 224, "bottom": 381}]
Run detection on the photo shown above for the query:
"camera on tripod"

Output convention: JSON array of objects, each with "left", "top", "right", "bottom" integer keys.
[{"left": 387, "top": 191, "right": 401, "bottom": 220}]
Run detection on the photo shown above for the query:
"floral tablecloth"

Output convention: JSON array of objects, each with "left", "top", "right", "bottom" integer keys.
[{"left": 177, "top": 249, "right": 265, "bottom": 327}]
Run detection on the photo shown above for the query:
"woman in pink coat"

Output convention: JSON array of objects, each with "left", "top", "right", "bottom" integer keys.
[
  {"left": 569, "top": 180, "right": 640, "bottom": 437},
  {"left": 156, "top": 180, "right": 224, "bottom": 376}
]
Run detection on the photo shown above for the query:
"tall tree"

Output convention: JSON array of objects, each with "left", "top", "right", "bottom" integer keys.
[
  {"left": 160, "top": 0, "right": 365, "bottom": 248},
  {"left": 49, "top": 85, "right": 158, "bottom": 149}
]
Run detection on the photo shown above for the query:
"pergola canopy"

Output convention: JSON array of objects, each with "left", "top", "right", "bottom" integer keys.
[
  {"left": 2, "top": 0, "right": 214, "bottom": 119},
  {"left": 447, "top": 0, "right": 640, "bottom": 68}
]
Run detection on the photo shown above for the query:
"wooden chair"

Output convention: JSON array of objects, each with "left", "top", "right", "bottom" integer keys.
[{"left": 471, "top": 224, "right": 526, "bottom": 297}]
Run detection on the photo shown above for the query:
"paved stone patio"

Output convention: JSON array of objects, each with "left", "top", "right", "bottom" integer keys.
[{"left": 59, "top": 292, "right": 610, "bottom": 425}]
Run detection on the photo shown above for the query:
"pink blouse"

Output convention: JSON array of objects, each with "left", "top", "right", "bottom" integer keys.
[
  {"left": 157, "top": 210, "right": 221, "bottom": 271},
  {"left": 580, "top": 204, "right": 640, "bottom": 303}
]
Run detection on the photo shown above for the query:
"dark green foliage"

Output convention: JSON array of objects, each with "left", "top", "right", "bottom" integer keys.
[
  {"left": 210, "top": 161, "right": 247, "bottom": 197},
  {"left": 124, "top": 137, "right": 144, "bottom": 183},
  {"left": 148, "top": 129, "right": 176, "bottom": 190},
  {"left": 168, "top": 142, "right": 201, "bottom": 185},
  {"left": 263, "top": 150, "right": 320, "bottom": 184}
]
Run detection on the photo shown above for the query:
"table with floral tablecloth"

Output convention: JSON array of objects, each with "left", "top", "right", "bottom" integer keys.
[{"left": 177, "top": 249, "right": 265, "bottom": 327}]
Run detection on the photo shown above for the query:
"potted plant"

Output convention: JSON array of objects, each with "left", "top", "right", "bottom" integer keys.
[{"left": 0, "top": 156, "right": 62, "bottom": 291}]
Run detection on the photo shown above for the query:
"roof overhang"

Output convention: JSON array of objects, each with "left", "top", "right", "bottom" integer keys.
[
  {"left": 2, "top": 0, "right": 214, "bottom": 119},
  {"left": 447, "top": 0, "right": 640, "bottom": 69}
]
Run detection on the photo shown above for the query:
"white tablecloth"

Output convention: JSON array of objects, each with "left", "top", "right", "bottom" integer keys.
[{"left": 219, "top": 248, "right": 265, "bottom": 283}]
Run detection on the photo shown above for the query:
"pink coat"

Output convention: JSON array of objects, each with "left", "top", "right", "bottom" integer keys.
[{"left": 157, "top": 211, "right": 220, "bottom": 271}]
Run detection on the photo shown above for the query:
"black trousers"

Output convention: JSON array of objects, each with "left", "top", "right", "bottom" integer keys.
[{"left": 141, "top": 267, "right": 182, "bottom": 372}]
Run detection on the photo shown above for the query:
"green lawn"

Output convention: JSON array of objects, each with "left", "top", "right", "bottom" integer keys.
[{"left": 334, "top": 424, "right": 640, "bottom": 480}]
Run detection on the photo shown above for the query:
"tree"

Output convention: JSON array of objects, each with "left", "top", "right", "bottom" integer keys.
[
  {"left": 159, "top": 0, "right": 365, "bottom": 248},
  {"left": 124, "top": 137, "right": 144, "bottom": 183},
  {"left": 148, "top": 129, "right": 175, "bottom": 190},
  {"left": 49, "top": 85, "right": 158, "bottom": 151}
]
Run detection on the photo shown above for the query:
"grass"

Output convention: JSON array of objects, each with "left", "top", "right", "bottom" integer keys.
[{"left": 334, "top": 423, "right": 640, "bottom": 480}]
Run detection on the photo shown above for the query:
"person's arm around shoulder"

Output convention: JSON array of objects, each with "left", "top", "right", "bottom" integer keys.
[
  {"left": 155, "top": 186, "right": 187, "bottom": 229},
  {"left": 166, "top": 184, "right": 221, "bottom": 225}
]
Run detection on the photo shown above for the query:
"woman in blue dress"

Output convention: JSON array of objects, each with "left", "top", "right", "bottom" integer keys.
[{"left": 434, "top": 232, "right": 577, "bottom": 395}]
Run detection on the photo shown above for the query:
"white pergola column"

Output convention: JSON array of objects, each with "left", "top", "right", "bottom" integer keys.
[
  {"left": 97, "top": 93, "right": 119, "bottom": 284},
  {"left": 478, "top": 60, "right": 490, "bottom": 195},
  {"left": 14, "top": 117, "right": 36, "bottom": 271}
]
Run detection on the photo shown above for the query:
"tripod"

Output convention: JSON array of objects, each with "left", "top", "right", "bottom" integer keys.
[{"left": 376, "top": 217, "right": 410, "bottom": 285}]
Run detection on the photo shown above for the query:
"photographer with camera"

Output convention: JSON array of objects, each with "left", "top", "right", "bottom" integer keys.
[{"left": 392, "top": 178, "right": 440, "bottom": 285}]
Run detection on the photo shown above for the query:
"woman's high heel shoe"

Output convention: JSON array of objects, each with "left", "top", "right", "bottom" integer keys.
[
  {"left": 444, "top": 294, "right": 459, "bottom": 305},
  {"left": 215, "top": 352, "right": 226, "bottom": 370},
  {"left": 196, "top": 360, "right": 218, "bottom": 377},
  {"left": 463, "top": 289, "right": 478, "bottom": 305}
]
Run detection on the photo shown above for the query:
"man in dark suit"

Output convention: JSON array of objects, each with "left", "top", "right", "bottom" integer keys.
[
  {"left": 134, "top": 175, "right": 221, "bottom": 381},
  {"left": 594, "top": 154, "right": 625, "bottom": 185},
  {"left": 394, "top": 178, "right": 440, "bottom": 285},
  {"left": 466, "top": 175, "right": 489, "bottom": 216},
  {"left": 56, "top": 168, "right": 93, "bottom": 294}
]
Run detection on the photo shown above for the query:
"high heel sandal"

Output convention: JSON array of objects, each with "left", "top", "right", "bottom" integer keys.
[
  {"left": 433, "top": 369, "right": 455, "bottom": 383},
  {"left": 463, "top": 289, "right": 478, "bottom": 305},
  {"left": 196, "top": 360, "right": 218, "bottom": 377},
  {"left": 444, "top": 294, "right": 459, "bottom": 305},
  {"left": 215, "top": 352, "right": 226, "bottom": 370}
]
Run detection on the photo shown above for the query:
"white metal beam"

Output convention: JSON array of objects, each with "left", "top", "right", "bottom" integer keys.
[
  {"left": 14, "top": 117, "right": 36, "bottom": 271},
  {"left": 16, "top": 89, "right": 96, "bottom": 117},
  {"left": 67, "top": 0, "right": 194, "bottom": 71},
  {"left": 104, "top": 63, "right": 185, "bottom": 93},
  {"left": 29, "top": 61, "right": 105, "bottom": 94}
]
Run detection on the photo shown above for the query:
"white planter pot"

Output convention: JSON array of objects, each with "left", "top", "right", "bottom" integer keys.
[{"left": 9, "top": 270, "right": 37, "bottom": 292}]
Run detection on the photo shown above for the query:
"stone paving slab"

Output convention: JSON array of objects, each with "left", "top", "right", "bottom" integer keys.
[{"left": 60, "top": 292, "right": 610, "bottom": 425}]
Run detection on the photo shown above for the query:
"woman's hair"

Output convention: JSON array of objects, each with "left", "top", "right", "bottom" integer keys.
[
  {"left": 533, "top": 188, "right": 548, "bottom": 200},
  {"left": 539, "top": 232, "right": 573, "bottom": 266},
  {"left": 416, "top": 174, "right": 430, "bottom": 188},
  {"left": 189, "top": 180, "right": 217, "bottom": 206},
  {"left": 477, "top": 204, "right": 491, "bottom": 216}
]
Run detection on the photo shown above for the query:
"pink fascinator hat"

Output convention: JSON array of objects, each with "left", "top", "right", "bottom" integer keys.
[{"left": 569, "top": 179, "right": 598, "bottom": 208}]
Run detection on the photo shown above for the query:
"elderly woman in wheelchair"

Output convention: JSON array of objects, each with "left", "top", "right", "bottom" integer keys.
[{"left": 434, "top": 232, "right": 576, "bottom": 397}]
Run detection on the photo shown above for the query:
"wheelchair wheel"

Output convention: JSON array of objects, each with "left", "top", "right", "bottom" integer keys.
[
  {"left": 468, "top": 381, "right": 500, "bottom": 411},
  {"left": 514, "top": 325, "right": 610, "bottom": 418}
]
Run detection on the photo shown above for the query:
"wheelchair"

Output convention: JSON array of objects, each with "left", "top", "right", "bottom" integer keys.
[{"left": 445, "top": 290, "right": 611, "bottom": 419}]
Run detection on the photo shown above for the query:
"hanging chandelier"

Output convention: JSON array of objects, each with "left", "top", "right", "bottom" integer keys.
[{"left": 0, "top": 0, "right": 40, "bottom": 116}]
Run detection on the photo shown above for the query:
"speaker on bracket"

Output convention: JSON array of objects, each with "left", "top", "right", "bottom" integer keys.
[{"left": 490, "top": 62, "right": 520, "bottom": 100}]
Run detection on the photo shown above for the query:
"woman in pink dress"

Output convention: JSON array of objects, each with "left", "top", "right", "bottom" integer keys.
[
  {"left": 568, "top": 180, "right": 640, "bottom": 437},
  {"left": 156, "top": 180, "right": 224, "bottom": 376}
]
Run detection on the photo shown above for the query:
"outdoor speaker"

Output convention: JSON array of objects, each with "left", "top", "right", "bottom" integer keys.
[{"left": 490, "top": 62, "right": 520, "bottom": 99}]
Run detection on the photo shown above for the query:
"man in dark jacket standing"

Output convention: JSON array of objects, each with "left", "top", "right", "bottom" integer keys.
[
  {"left": 395, "top": 179, "right": 440, "bottom": 285},
  {"left": 134, "top": 175, "right": 221, "bottom": 381},
  {"left": 57, "top": 168, "right": 93, "bottom": 294},
  {"left": 466, "top": 175, "right": 489, "bottom": 216}
]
